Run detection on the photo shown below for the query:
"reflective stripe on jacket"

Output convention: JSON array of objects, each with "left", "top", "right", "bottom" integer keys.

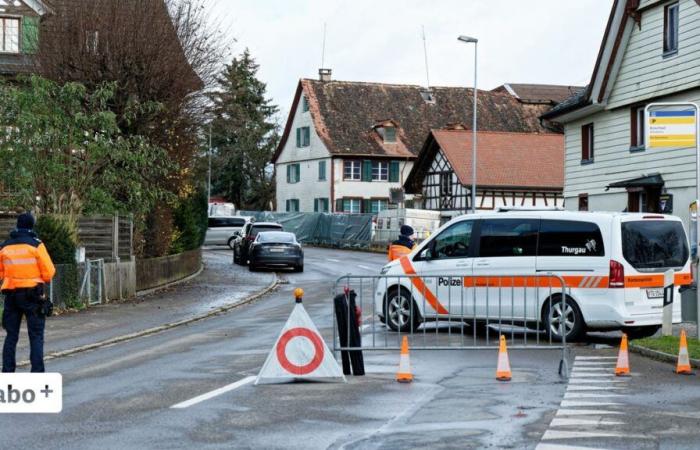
[{"left": 0, "top": 230, "right": 56, "bottom": 291}]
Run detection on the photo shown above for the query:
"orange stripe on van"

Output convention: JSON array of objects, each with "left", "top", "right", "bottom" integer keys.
[
  {"left": 624, "top": 275, "right": 664, "bottom": 288},
  {"left": 675, "top": 273, "right": 692, "bottom": 286},
  {"left": 398, "top": 256, "right": 449, "bottom": 315},
  {"left": 462, "top": 276, "right": 567, "bottom": 288}
]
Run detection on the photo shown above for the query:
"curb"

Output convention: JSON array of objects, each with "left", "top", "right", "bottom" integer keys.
[
  {"left": 135, "top": 263, "right": 205, "bottom": 298},
  {"left": 18, "top": 273, "right": 280, "bottom": 368},
  {"left": 629, "top": 343, "right": 700, "bottom": 368}
]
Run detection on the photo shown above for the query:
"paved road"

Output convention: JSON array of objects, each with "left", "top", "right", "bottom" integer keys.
[{"left": 1, "top": 248, "right": 699, "bottom": 449}]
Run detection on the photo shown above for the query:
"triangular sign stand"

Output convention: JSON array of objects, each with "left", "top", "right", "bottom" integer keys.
[{"left": 256, "top": 301, "right": 346, "bottom": 385}]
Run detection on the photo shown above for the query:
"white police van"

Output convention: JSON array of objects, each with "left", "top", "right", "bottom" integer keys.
[{"left": 375, "top": 210, "right": 692, "bottom": 340}]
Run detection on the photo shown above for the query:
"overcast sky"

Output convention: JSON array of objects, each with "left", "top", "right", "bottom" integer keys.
[{"left": 207, "top": 0, "right": 613, "bottom": 122}]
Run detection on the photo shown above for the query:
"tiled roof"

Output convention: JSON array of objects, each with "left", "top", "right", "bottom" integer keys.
[
  {"left": 274, "top": 79, "right": 561, "bottom": 162},
  {"left": 540, "top": 86, "right": 590, "bottom": 120},
  {"left": 407, "top": 130, "right": 564, "bottom": 191},
  {"left": 493, "top": 83, "right": 585, "bottom": 105}
]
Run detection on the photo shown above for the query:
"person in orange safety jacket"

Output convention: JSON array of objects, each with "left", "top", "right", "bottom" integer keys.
[
  {"left": 387, "top": 225, "right": 417, "bottom": 262},
  {"left": 1, "top": 212, "right": 56, "bottom": 373}
]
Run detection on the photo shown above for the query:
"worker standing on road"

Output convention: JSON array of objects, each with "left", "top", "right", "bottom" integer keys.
[
  {"left": 388, "top": 225, "right": 417, "bottom": 261},
  {"left": 1, "top": 212, "right": 56, "bottom": 373}
]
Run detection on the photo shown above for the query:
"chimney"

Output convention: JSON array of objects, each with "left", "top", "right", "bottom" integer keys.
[{"left": 319, "top": 68, "right": 332, "bottom": 82}]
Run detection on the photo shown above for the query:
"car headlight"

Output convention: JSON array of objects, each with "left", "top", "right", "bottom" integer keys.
[{"left": 380, "top": 265, "right": 390, "bottom": 275}]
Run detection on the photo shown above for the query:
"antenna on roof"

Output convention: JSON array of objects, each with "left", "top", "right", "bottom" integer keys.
[
  {"left": 321, "top": 22, "right": 327, "bottom": 69},
  {"left": 421, "top": 25, "right": 431, "bottom": 88}
]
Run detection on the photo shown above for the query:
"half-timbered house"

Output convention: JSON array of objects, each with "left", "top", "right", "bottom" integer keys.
[{"left": 405, "top": 127, "right": 565, "bottom": 218}]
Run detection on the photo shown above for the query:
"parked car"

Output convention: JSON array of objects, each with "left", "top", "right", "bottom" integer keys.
[
  {"left": 233, "top": 221, "right": 284, "bottom": 265},
  {"left": 375, "top": 210, "right": 692, "bottom": 341},
  {"left": 204, "top": 216, "right": 252, "bottom": 249},
  {"left": 248, "top": 231, "right": 304, "bottom": 272}
]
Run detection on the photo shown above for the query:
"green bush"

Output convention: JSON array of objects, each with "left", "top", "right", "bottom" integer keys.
[
  {"left": 34, "top": 215, "right": 81, "bottom": 309},
  {"left": 171, "top": 189, "right": 208, "bottom": 254}
]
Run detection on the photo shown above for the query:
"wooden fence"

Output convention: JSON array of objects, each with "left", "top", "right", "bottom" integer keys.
[{"left": 136, "top": 248, "right": 202, "bottom": 292}]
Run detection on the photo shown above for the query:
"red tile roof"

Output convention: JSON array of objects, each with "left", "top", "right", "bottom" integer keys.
[{"left": 411, "top": 130, "right": 564, "bottom": 190}]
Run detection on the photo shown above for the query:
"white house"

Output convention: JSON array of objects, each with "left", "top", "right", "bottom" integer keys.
[
  {"left": 542, "top": 0, "right": 700, "bottom": 225},
  {"left": 273, "top": 70, "right": 569, "bottom": 214}
]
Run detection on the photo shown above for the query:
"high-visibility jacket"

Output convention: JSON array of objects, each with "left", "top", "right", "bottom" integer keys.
[
  {"left": 0, "top": 230, "right": 56, "bottom": 292},
  {"left": 388, "top": 243, "right": 414, "bottom": 262}
]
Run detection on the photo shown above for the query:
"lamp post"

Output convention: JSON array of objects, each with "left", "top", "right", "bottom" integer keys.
[{"left": 458, "top": 35, "right": 478, "bottom": 213}]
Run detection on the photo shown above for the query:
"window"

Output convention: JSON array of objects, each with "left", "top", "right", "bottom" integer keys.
[
  {"left": 440, "top": 173, "right": 452, "bottom": 196},
  {"left": 429, "top": 220, "right": 473, "bottom": 259},
  {"left": 372, "top": 161, "right": 389, "bottom": 181},
  {"left": 370, "top": 199, "right": 388, "bottom": 213},
  {"left": 581, "top": 123, "right": 594, "bottom": 163},
  {"left": 630, "top": 106, "right": 646, "bottom": 149},
  {"left": 0, "top": 18, "right": 20, "bottom": 53},
  {"left": 302, "top": 96, "right": 309, "bottom": 112},
  {"left": 317, "top": 160, "right": 327, "bottom": 181},
  {"left": 342, "top": 198, "right": 362, "bottom": 214},
  {"left": 285, "top": 199, "right": 300, "bottom": 212},
  {"left": 208, "top": 217, "right": 246, "bottom": 228},
  {"left": 286, "top": 164, "right": 300, "bottom": 184},
  {"left": 384, "top": 127, "right": 397, "bottom": 143},
  {"left": 314, "top": 198, "right": 329, "bottom": 213},
  {"left": 664, "top": 2, "right": 679, "bottom": 55},
  {"left": 478, "top": 219, "right": 538, "bottom": 257},
  {"left": 296, "top": 127, "right": 310, "bottom": 147},
  {"left": 622, "top": 220, "right": 688, "bottom": 270},
  {"left": 578, "top": 194, "right": 589, "bottom": 211},
  {"left": 344, "top": 160, "right": 361, "bottom": 180},
  {"left": 538, "top": 220, "right": 605, "bottom": 257}
]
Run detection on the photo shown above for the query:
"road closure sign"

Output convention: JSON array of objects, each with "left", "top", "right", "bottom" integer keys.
[{"left": 648, "top": 109, "right": 697, "bottom": 148}]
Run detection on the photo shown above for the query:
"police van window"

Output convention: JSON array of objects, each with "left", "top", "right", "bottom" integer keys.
[
  {"left": 478, "top": 219, "right": 538, "bottom": 257},
  {"left": 431, "top": 220, "right": 473, "bottom": 259},
  {"left": 622, "top": 220, "right": 688, "bottom": 269},
  {"left": 538, "top": 220, "right": 605, "bottom": 257}
]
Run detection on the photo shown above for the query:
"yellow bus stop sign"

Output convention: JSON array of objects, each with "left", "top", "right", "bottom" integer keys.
[{"left": 648, "top": 110, "right": 697, "bottom": 148}]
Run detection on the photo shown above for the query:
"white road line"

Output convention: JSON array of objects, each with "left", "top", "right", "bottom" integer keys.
[
  {"left": 566, "top": 386, "right": 624, "bottom": 391},
  {"left": 564, "top": 392, "right": 625, "bottom": 399},
  {"left": 569, "top": 372, "right": 614, "bottom": 378},
  {"left": 170, "top": 376, "right": 256, "bottom": 409},
  {"left": 571, "top": 367, "right": 614, "bottom": 371},
  {"left": 327, "top": 258, "right": 341, "bottom": 263},
  {"left": 560, "top": 400, "right": 622, "bottom": 408},
  {"left": 556, "top": 409, "right": 623, "bottom": 416},
  {"left": 536, "top": 444, "right": 609, "bottom": 450},
  {"left": 549, "top": 418, "right": 624, "bottom": 427},
  {"left": 573, "top": 361, "right": 616, "bottom": 366},
  {"left": 542, "top": 430, "right": 646, "bottom": 440},
  {"left": 357, "top": 264, "right": 374, "bottom": 271},
  {"left": 567, "top": 379, "right": 626, "bottom": 384},
  {"left": 575, "top": 356, "right": 618, "bottom": 360}
]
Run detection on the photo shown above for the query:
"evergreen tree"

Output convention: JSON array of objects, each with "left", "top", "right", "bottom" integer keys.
[{"left": 209, "top": 50, "right": 279, "bottom": 210}]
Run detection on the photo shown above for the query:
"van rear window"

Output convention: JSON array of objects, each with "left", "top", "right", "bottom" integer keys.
[
  {"left": 250, "top": 225, "right": 283, "bottom": 237},
  {"left": 621, "top": 221, "right": 688, "bottom": 270},
  {"left": 538, "top": 220, "right": 604, "bottom": 257}
]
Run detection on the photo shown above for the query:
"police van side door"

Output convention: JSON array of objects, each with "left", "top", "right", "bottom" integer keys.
[{"left": 416, "top": 219, "right": 475, "bottom": 317}]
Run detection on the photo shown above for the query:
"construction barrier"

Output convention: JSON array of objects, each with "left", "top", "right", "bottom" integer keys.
[{"left": 333, "top": 273, "right": 571, "bottom": 378}]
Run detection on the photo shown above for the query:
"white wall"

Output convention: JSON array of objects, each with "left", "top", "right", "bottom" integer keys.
[
  {"left": 275, "top": 90, "right": 332, "bottom": 212},
  {"left": 332, "top": 159, "right": 414, "bottom": 202}
]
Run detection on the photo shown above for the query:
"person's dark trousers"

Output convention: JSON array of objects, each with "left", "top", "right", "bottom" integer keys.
[{"left": 2, "top": 290, "right": 45, "bottom": 373}]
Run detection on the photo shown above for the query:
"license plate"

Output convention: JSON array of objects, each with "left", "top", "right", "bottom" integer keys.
[
  {"left": 646, "top": 288, "right": 664, "bottom": 299},
  {"left": 270, "top": 248, "right": 285, "bottom": 253}
]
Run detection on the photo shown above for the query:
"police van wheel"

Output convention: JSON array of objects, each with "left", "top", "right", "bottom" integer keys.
[
  {"left": 384, "top": 287, "right": 421, "bottom": 333},
  {"left": 544, "top": 296, "right": 584, "bottom": 342}
]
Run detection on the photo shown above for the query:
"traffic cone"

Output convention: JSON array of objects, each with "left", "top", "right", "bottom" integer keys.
[
  {"left": 615, "top": 333, "right": 630, "bottom": 377},
  {"left": 396, "top": 336, "right": 413, "bottom": 383},
  {"left": 496, "top": 335, "right": 512, "bottom": 381},
  {"left": 676, "top": 329, "right": 693, "bottom": 375}
]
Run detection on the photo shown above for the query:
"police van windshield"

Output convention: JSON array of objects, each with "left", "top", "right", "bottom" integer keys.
[{"left": 621, "top": 220, "right": 688, "bottom": 270}]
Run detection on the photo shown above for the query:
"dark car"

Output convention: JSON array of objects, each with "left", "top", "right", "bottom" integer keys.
[
  {"left": 233, "top": 222, "right": 284, "bottom": 265},
  {"left": 248, "top": 231, "right": 303, "bottom": 272}
]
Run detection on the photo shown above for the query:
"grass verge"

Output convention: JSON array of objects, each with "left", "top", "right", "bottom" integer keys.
[{"left": 635, "top": 335, "right": 700, "bottom": 360}]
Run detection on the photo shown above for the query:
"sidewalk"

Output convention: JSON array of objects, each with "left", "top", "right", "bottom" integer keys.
[{"left": 12, "top": 249, "right": 276, "bottom": 360}]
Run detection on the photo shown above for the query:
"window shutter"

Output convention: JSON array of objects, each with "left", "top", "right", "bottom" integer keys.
[
  {"left": 389, "top": 161, "right": 400, "bottom": 182},
  {"left": 581, "top": 125, "right": 590, "bottom": 161},
  {"left": 303, "top": 127, "right": 310, "bottom": 146},
  {"left": 318, "top": 161, "right": 326, "bottom": 180},
  {"left": 314, "top": 198, "right": 319, "bottom": 212},
  {"left": 296, "top": 128, "right": 301, "bottom": 147},
  {"left": 295, "top": 164, "right": 301, "bottom": 182},
  {"left": 286, "top": 199, "right": 290, "bottom": 212},
  {"left": 335, "top": 198, "right": 344, "bottom": 212},
  {"left": 362, "top": 199, "right": 371, "bottom": 214},
  {"left": 286, "top": 165, "right": 291, "bottom": 183},
  {"left": 22, "top": 17, "right": 39, "bottom": 54},
  {"left": 630, "top": 108, "right": 638, "bottom": 147},
  {"left": 362, "top": 160, "right": 373, "bottom": 182}
]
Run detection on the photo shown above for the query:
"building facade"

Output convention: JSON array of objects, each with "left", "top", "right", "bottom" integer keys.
[
  {"left": 542, "top": 0, "right": 700, "bottom": 225},
  {"left": 274, "top": 71, "right": 571, "bottom": 213},
  {"left": 405, "top": 128, "right": 564, "bottom": 219}
]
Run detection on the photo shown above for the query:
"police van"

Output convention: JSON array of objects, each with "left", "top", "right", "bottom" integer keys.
[{"left": 375, "top": 210, "right": 692, "bottom": 340}]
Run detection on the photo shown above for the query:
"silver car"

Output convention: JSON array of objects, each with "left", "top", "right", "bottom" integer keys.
[{"left": 204, "top": 216, "right": 252, "bottom": 249}]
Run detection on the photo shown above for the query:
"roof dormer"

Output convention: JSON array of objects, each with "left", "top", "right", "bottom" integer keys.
[{"left": 374, "top": 120, "right": 399, "bottom": 144}]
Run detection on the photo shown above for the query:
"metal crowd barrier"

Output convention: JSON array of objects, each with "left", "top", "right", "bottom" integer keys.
[{"left": 333, "top": 273, "right": 571, "bottom": 377}]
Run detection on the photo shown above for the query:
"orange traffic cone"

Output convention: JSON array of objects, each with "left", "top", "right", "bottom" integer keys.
[
  {"left": 676, "top": 329, "right": 693, "bottom": 375},
  {"left": 396, "top": 336, "right": 413, "bottom": 383},
  {"left": 496, "top": 335, "right": 512, "bottom": 381},
  {"left": 615, "top": 333, "right": 630, "bottom": 377}
]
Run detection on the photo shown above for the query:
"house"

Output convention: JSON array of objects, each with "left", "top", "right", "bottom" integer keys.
[
  {"left": 273, "top": 70, "right": 569, "bottom": 214},
  {"left": 404, "top": 127, "right": 565, "bottom": 218},
  {"left": 541, "top": 0, "right": 700, "bottom": 224},
  {"left": 0, "top": 0, "right": 49, "bottom": 74}
]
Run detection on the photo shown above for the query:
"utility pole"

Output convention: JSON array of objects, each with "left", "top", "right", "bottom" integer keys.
[
  {"left": 207, "top": 124, "right": 212, "bottom": 207},
  {"left": 458, "top": 35, "right": 478, "bottom": 213}
]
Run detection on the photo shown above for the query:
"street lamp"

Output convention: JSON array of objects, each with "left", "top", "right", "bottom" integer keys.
[{"left": 458, "top": 35, "right": 478, "bottom": 213}]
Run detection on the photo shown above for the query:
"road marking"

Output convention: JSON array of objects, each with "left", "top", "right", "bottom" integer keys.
[
  {"left": 170, "top": 376, "right": 256, "bottom": 409},
  {"left": 357, "top": 264, "right": 374, "bottom": 271},
  {"left": 567, "top": 379, "right": 626, "bottom": 384},
  {"left": 571, "top": 367, "right": 614, "bottom": 371},
  {"left": 536, "top": 444, "right": 609, "bottom": 450},
  {"left": 327, "top": 258, "right": 341, "bottom": 263},
  {"left": 564, "top": 392, "right": 625, "bottom": 399},
  {"left": 549, "top": 418, "right": 624, "bottom": 427},
  {"left": 574, "top": 356, "right": 618, "bottom": 360},
  {"left": 565, "top": 385, "right": 624, "bottom": 391},
  {"left": 556, "top": 408, "right": 623, "bottom": 416},
  {"left": 569, "top": 372, "right": 614, "bottom": 377},
  {"left": 560, "top": 401, "right": 622, "bottom": 408},
  {"left": 542, "top": 430, "right": 646, "bottom": 440}
]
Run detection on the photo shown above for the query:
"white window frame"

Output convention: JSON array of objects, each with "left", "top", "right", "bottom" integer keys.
[
  {"left": 371, "top": 161, "right": 389, "bottom": 181},
  {"left": 344, "top": 160, "right": 361, "bottom": 181},
  {"left": 343, "top": 198, "right": 361, "bottom": 214},
  {"left": 664, "top": 2, "right": 679, "bottom": 55},
  {"left": 0, "top": 17, "right": 20, "bottom": 54}
]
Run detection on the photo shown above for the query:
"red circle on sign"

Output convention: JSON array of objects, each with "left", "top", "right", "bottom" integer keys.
[{"left": 276, "top": 327, "right": 325, "bottom": 375}]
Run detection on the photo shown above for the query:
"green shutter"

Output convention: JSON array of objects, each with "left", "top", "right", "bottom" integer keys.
[
  {"left": 314, "top": 198, "right": 319, "bottom": 212},
  {"left": 318, "top": 161, "right": 326, "bottom": 180},
  {"left": 286, "top": 165, "right": 291, "bottom": 183},
  {"left": 362, "top": 160, "right": 373, "bottom": 182},
  {"left": 389, "top": 161, "right": 400, "bottom": 182},
  {"left": 362, "top": 199, "right": 371, "bottom": 214},
  {"left": 22, "top": 17, "right": 39, "bottom": 54},
  {"left": 285, "top": 200, "right": 290, "bottom": 212},
  {"left": 335, "top": 198, "right": 344, "bottom": 212},
  {"left": 295, "top": 164, "right": 301, "bottom": 182},
  {"left": 296, "top": 128, "right": 301, "bottom": 147}
]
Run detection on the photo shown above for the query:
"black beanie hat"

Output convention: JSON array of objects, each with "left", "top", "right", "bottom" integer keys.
[
  {"left": 17, "top": 212, "right": 35, "bottom": 230},
  {"left": 400, "top": 225, "right": 414, "bottom": 237}
]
